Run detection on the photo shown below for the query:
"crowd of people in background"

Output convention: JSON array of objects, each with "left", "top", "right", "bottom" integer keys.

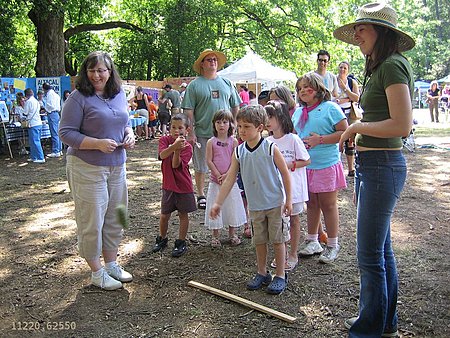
[{"left": 3, "top": 2, "right": 445, "bottom": 337}]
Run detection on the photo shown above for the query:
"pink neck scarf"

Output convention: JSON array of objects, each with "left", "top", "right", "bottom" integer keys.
[{"left": 299, "top": 100, "right": 321, "bottom": 130}]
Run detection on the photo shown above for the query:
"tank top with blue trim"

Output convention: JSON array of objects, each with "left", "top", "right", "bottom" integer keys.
[{"left": 235, "top": 137, "right": 284, "bottom": 211}]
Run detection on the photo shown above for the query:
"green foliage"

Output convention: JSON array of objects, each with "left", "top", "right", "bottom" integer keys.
[{"left": 0, "top": 0, "right": 449, "bottom": 83}]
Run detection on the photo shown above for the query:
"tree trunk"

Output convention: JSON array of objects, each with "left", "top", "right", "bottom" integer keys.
[{"left": 29, "top": 8, "right": 66, "bottom": 77}]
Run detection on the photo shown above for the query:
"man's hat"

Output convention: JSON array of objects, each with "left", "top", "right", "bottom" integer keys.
[
  {"left": 163, "top": 84, "right": 172, "bottom": 90},
  {"left": 333, "top": 2, "right": 415, "bottom": 52},
  {"left": 193, "top": 49, "right": 227, "bottom": 74}
]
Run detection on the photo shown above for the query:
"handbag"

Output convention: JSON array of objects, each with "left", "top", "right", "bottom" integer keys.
[
  {"left": 349, "top": 101, "right": 363, "bottom": 120},
  {"left": 21, "top": 109, "right": 38, "bottom": 128}
]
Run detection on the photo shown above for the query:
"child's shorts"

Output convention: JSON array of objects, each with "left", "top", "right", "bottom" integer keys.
[
  {"left": 250, "top": 206, "right": 286, "bottom": 245},
  {"left": 291, "top": 201, "right": 305, "bottom": 216},
  {"left": 306, "top": 162, "right": 347, "bottom": 193},
  {"left": 161, "top": 189, "right": 197, "bottom": 214}
]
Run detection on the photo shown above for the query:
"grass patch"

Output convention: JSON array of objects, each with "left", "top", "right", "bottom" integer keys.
[{"left": 414, "top": 126, "right": 450, "bottom": 137}]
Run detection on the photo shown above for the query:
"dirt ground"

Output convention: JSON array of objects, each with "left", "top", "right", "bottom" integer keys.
[{"left": 0, "top": 132, "right": 449, "bottom": 338}]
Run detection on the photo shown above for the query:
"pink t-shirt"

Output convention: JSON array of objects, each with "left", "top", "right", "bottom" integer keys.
[
  {"left": 158, "top": 135, "right": 194, "bottom": 193},
  {"left": 210, "top": 136, "right": 234, "bottom": 184},
  {"left": 239, "top": 90, "right": 250, "bottom": 106}
]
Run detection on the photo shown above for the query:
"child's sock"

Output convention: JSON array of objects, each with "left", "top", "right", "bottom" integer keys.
[
  {"left": 327, "top": 237, "right": 339, "bottom": 248},
  {"left": 92, "top": 267, "right": 104, "bottom": 278},
  {"left": 307, "top": 234, "right": 319, "bottom": 242}
]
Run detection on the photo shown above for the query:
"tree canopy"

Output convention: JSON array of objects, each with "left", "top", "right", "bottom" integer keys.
[{"left": 1, "top": 0, "right": 449, "bottom": 82}]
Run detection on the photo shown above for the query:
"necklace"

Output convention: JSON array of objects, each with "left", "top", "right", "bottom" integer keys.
[
  {"left": 95, "top": 94, "right": 109, "bottom": 102},
  {"left": 95, "top": 94, "right": 116, "bottom": 115}
]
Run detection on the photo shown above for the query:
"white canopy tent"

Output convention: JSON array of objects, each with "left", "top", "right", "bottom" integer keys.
[
  {"left": 218, "top": 51, "right": 297, "bottom": 96},
  {"left": 437, "top": 74, "right": 450, "bottom": 83}
]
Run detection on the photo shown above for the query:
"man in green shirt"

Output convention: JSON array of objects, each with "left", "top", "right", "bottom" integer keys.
[{"left": 182, "top": 49, "right": 241, "bottom": 209}]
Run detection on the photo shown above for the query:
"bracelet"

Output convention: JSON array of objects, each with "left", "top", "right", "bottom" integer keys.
[
  {"left": 291, "top": 160, "right": 296, "bottom": 172},
  {"left": 319, "top": 136, "right": 324, "bottom": 144}
]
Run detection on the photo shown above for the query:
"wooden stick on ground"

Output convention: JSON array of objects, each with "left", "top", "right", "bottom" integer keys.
[{"left": 187, "top": 280, "right": 297, "bottom": 323}]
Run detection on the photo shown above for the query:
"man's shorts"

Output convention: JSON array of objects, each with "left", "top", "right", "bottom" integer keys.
[
  {"left": 249, "top": 206, "right": 287, "bottom": 245},
  {"left": 192, "top": 136, "right": 209, "bottom": 173},
  {"left": 158, "top": 111, "right": 171, "bottom": 125}
]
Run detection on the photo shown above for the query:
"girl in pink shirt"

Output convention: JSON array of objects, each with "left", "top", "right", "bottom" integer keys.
[{"left": 204, "top": 110, "right": 247, "bottom": 247}]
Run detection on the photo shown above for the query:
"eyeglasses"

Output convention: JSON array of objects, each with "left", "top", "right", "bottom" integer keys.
[
  {"left": 204, "top": 58, "right": 218, "bottom": 63},
  {"left": 87, "top": 68, "right": 110, "bottom": 74},
  {"left": 317, "top": 59, "right": 329, "bottom": 63}
]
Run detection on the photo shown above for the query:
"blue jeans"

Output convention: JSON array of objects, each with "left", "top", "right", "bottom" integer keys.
[
  {"left": 47, "top": 111, "right": 62, "bottom": 153},
  {"left": 349, "top": 150, "right": 406, "bottom": 338},
  {"left": 28, "top": 125, "right": 44, "bottom": 161}
]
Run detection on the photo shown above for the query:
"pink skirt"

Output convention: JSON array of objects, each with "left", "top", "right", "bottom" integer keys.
[{"left": 307, "top": 162, "right": 347, "bottom": 193}]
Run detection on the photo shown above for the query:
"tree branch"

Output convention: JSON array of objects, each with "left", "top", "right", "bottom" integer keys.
[{"left": 64, "top": 21, "right": 145, "bottom": 40}]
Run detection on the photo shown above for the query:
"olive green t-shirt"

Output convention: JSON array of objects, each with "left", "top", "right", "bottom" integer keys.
[{"left": 356, "top": 53, "right": 414, "bottom": 148}]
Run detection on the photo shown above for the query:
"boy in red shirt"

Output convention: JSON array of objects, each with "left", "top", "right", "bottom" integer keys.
[{"left": 152, "top": 114, "right": 197, "bottom": 257}]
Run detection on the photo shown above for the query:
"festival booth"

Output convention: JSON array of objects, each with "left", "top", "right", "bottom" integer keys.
[
  {"left": 414, "top": 80, "right": 430, "bottom": 109},
  {"left": 217, "top": 51, "right": 297, "bottom": 97},
  {"left": 0, "top": 76, "right": 71, "bottom": 158}
]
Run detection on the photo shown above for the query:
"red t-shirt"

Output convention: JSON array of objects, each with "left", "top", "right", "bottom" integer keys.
[{"left": 158, "top": 135, "right": 194, "bottom": 193}]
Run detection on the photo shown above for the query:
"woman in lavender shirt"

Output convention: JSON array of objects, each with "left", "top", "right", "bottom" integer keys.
[{"left": 59, "top": 51, "right": 135, "bottom": 290}]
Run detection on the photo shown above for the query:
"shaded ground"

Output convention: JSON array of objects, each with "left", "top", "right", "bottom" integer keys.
[{"left": 0, "top": 129, "right": 449, "bottom": 337}]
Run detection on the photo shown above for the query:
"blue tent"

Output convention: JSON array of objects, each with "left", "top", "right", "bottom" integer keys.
[{"left": 414, "top": 80, "right": 430, "bottom": 88}]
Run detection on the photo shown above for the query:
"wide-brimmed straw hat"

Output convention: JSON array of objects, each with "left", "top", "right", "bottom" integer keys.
[
  {"left": 333, "top": 2, "right": 415, "bottom": 52},
  {"left": 193, "top": 49, "right": 227, "bottom": 74}
]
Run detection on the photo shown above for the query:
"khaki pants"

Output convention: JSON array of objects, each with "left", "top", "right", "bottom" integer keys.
[{"left": 66, "top": 155, "right": 128, "bottom": 259}]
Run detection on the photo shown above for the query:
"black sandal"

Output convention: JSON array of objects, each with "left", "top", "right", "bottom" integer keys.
[
  {"left": 197, "top": 196, "right": 206, "bottom": 210},
  {"left": 348, "top": 170, "right": 355, "bottom": 177}
]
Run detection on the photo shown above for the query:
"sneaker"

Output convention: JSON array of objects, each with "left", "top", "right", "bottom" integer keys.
[
  {"left": 46, "top": 152, "right": 62, "bottom": 158},
  {"left": 91, "top": 268, "right": 122, "bottom": 290},
  {"left": 319, "top": 245, "right": 340, "bottom": 264},
  {"left": 105, "top": 264, "right": 133, "bottom": 282},
  {"left": 152, "top": 236, "right": 168, "bottom": 253},
  {"left": 172, "top": 239, "right": 187, "bottom": 257},
  {"left": 33, "top": 159, "right": 46, "bottom": 163},
  {"left": 247, "top": 272, "right": 272, "bottom": 290},
  {"left": 344, "top": 317, "right": 398, "bottom": 337},
  {"left": 298, "top": 240, "right": 323, "bottom": 256}
]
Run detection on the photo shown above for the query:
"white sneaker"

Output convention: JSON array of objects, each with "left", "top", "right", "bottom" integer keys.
[
  {"left": 91, "top": 268, "right": 123, "bottom": 290},
  {"left": 47, "top": 152, "right": 62, "bottom": 158},
  {"left": 105, "top": 264, "right": 133, "bottom": 282},
  {"left": 33, "top": 159, "right": 46, "bottom": 163},
  {"left": 298, "top": 240, "right": 323, "bottom": 256},
  {"left": 319, "top": 245, "right": 340, "bottom": 264}
]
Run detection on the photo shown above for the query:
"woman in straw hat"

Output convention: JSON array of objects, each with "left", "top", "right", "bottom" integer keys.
[{"left": 334, "top": 2, "right": 415, "bottom": 337}]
